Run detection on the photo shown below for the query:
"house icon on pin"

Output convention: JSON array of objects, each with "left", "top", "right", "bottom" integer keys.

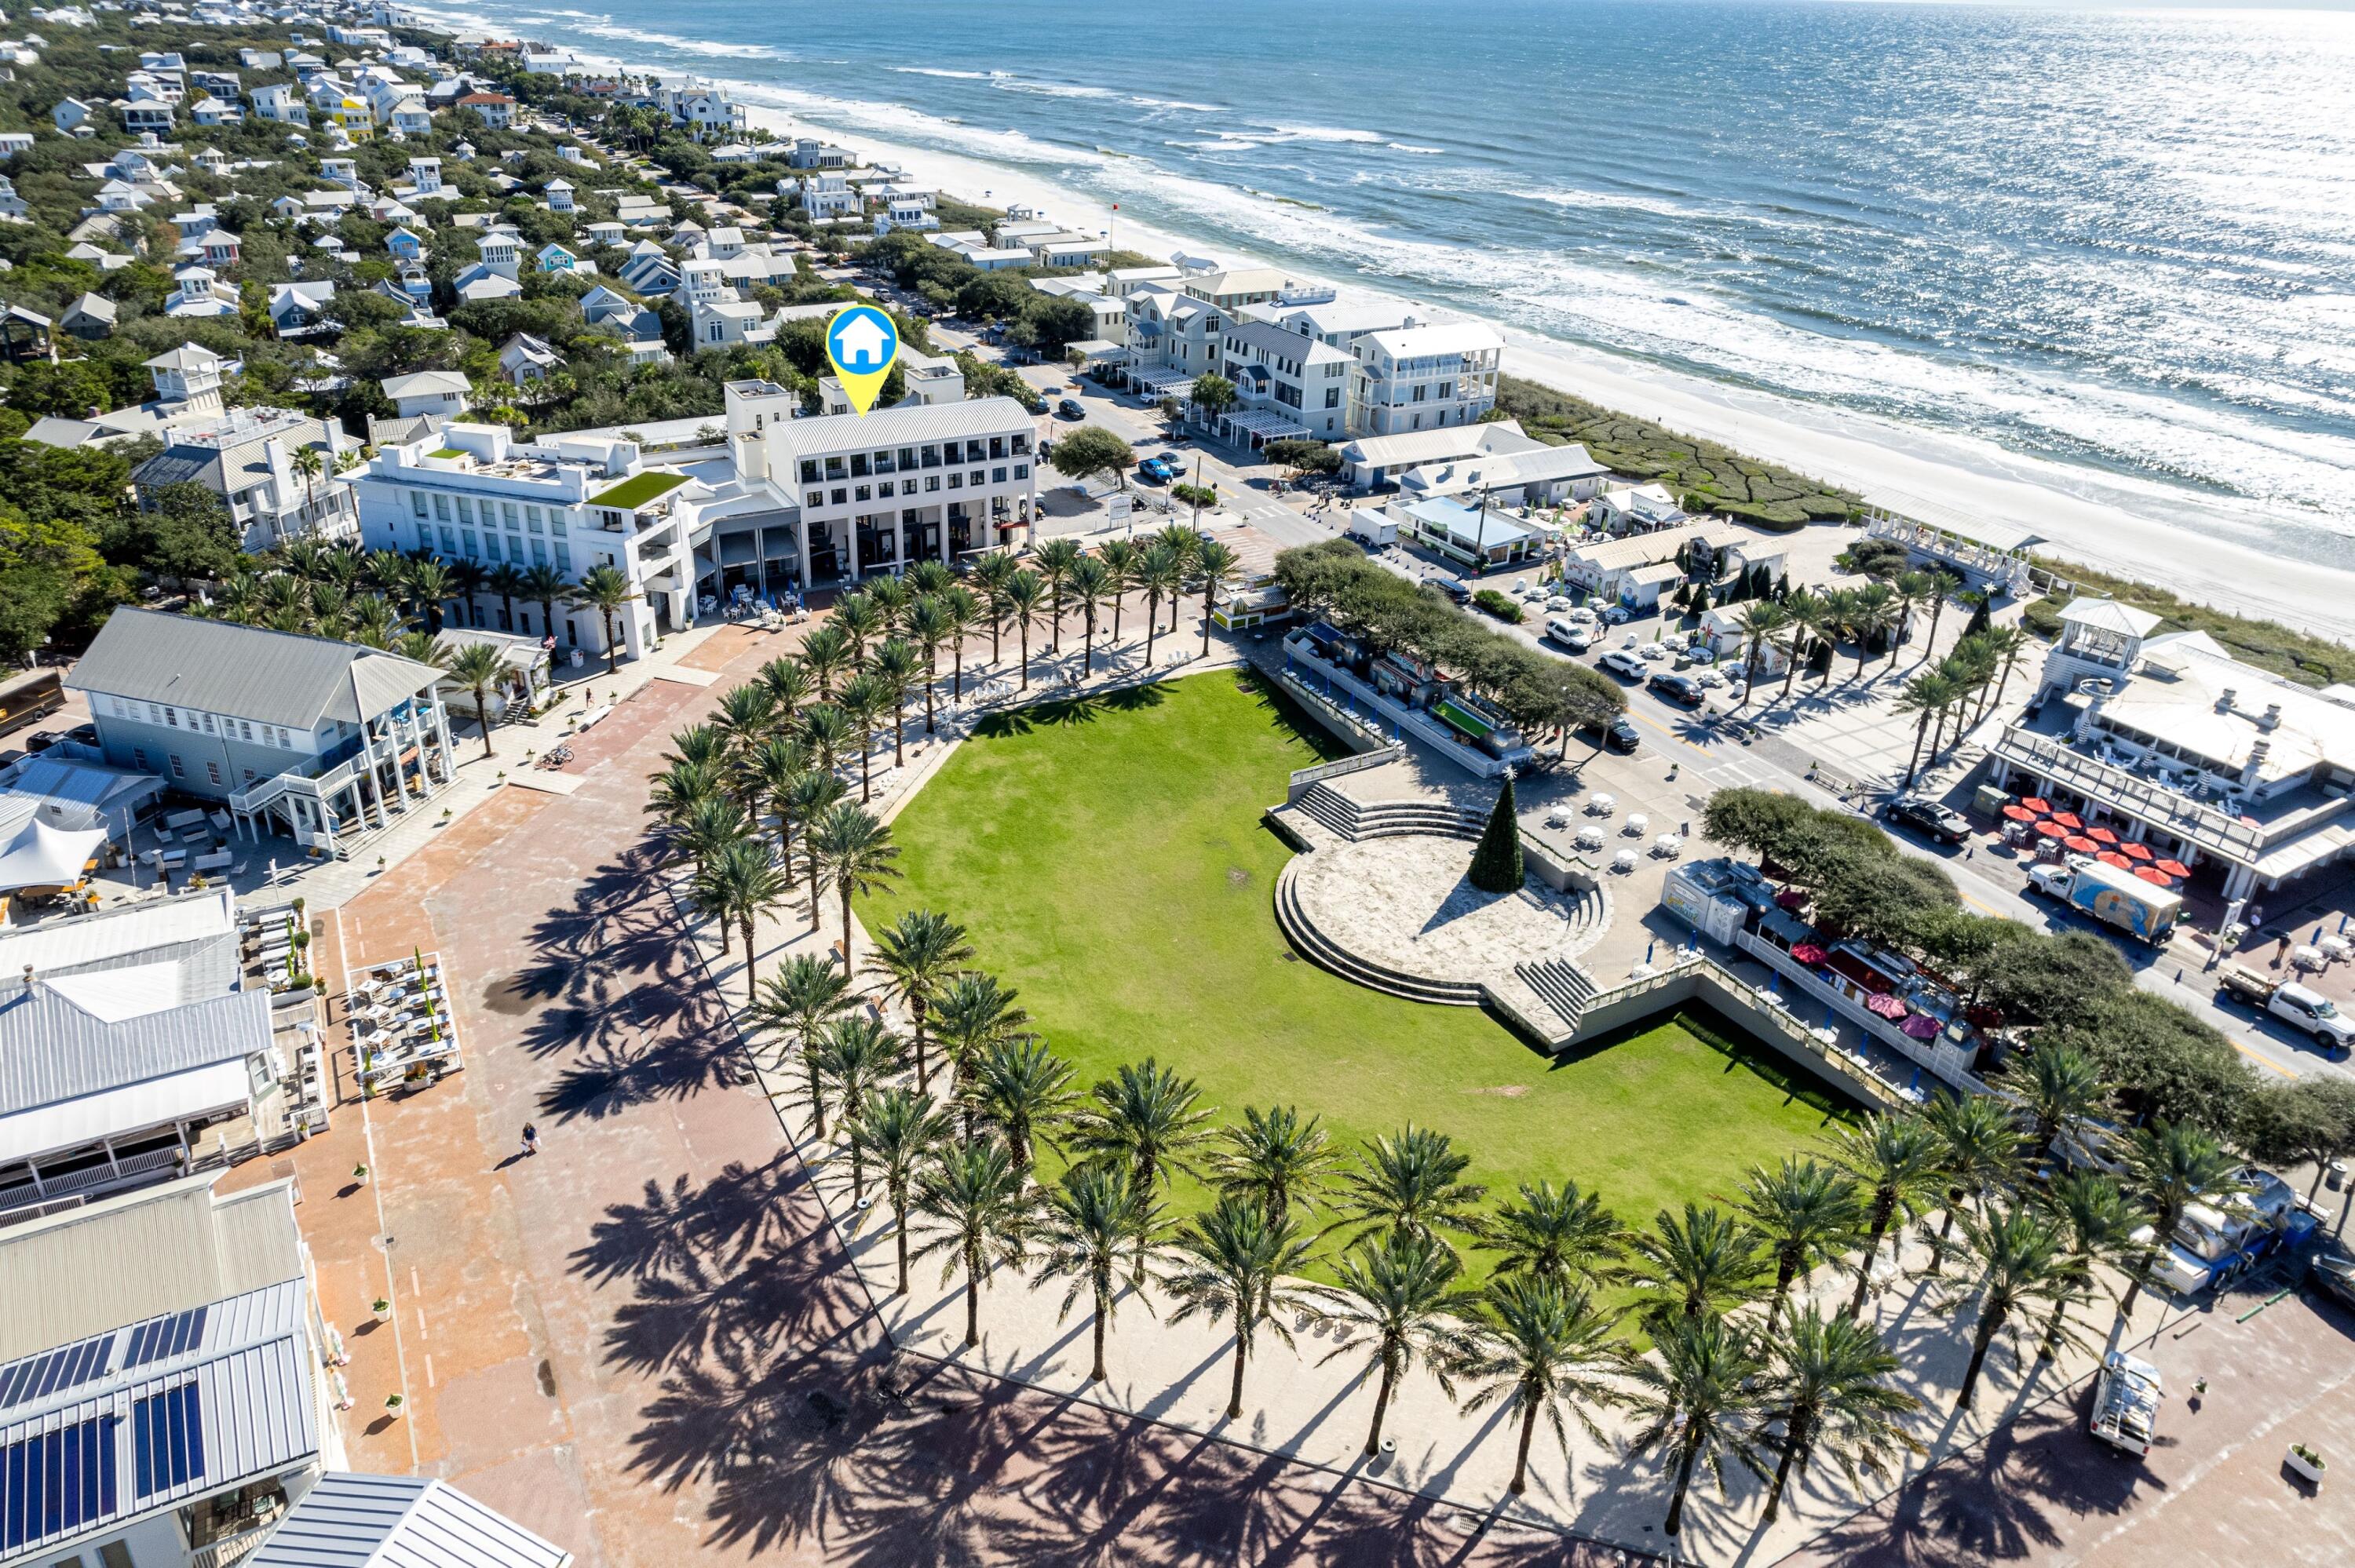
[{"left": 831, "top": 312, "right": 890, "bottom": 370}]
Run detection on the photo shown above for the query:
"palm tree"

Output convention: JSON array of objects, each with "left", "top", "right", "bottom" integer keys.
[
  {"left": 758, "top": 654, "right": 815, "bottom": 719},
  {"left": 864, "top": 909, "right": 973, "bottom": 1092},
  {"left": 1332, "top": 1125, "right": 1488, "bottom": 1253},
  {"left": 1941, "top": 1202, "right": 2084, "bottom": 1410},
  {"left": 1894, "top": 673, "right": 1958, "bottom": 788},
  {"left": 692, "top": 837, "right": 788, "bottom": 1001},
  {"left": 930, "top": 972, "right": 1030, "bottom": 1132},
  {"left": 1071, "top": 1058, "right": 1214, "bottom": 1198},
  {"left": 1919, "top": 568, "right": 1962, "bottom": 662},
  {"left": 1484, "top": 1180, "right": 1632, "bottom": 1292},
  {"left": 865, "top": 573, "right": 913, "bottom": 635},
  {"left": 1068, "top": 555, "right": 1111, "bottom": 673},
  {"left": 1192, "top": 538, "right": 1238, "bottom": 656},
  {"left": 646, "top": 757, "right": 724, "bottom": 837},
  {"left": 848, "top": 1085, "right": 950, "bottom": 1295},
  {"left": 870, "top": 639, "right": 922, "bottom": 768},
  {"left": 835, "top": 670, "right": 893, "bottom": 802},
  {"left": 972, "top": 551, "right": 1018, "bottom": 665},
  {"left": 751, "top": 953, "right": 853, "bottom": 1135},
  {"left": 834, "top": 590, "right": 885, "bottom": 669},
  {"left": 1733, "top": 602, "right": 1788, "bottom": 706},
  {"left": 1922, "top": 1093, "right": 2023, "bottom": 1271},
  {"left": 1002, "top": 569, "right": 1047, "bottom": 689},
  {"left": 1996, "top": 1043, "right": 2112, "bottom": 1167},
  {"left": 1210, "top": 1104, "right": 1341, "bottom": 1225},
  {"left": 796, "top": 701, "right": 854, "bottom": 778},
  {"left": 1738, "top": 1158, "right": 1864, "bottom": 1333},
  {"left": 444, "top": 560, "right": 487, "bottom": 630},
  {"left": 663, "top": 723, "right": 728, "bottom": 770},
  {"left": 1097, "top": 538, "right": 1137, "bottom": 644},
  {"left": 940, "top": 584, "right": 984, "bottom": 699},
  {"left": 1134, "top": 543, "right": 1181, "bottom": 664},
  {"left": 914, "top": 1136, "right": 1033, "bottom": 1349},
  {"left": 520, "top": 563, "right": 570, "bottom": 641},
  {"left": 1754, "top": 1306, "right": 1920, "bottom": 1523},
  {"left": 816, "top": 1016, "right": 904, "bottom": 1201},
  {"left": 809, "top": 800, "right": 899, "bottom": 972},
  {"left": 746, "top": 735, "right": 809, "bottom": 874},
  {"left": 713, "top": 685, "right": 777, "bottom": 779},
  {"left": 1971, "top": 625, "right": 2031, "bottom": 726},
  {"left": 1462, "top": 1274, "right": 1627, "bottom": 1496},
  {"left": 1035, "top": 1164, "right": 1164, "bottom": 1382},
  {"left": 1831, "top": 1113, "right": 1947, "bottom": 1319},
  {"left": 1034, "top": 537, "right": 1083, "bottom": 653},
  {"left": 910, "top": 560, "right": 955, "bottom": 597},
  {"left": 670, "top": 797, "right": 749, "bottom": 881},
  {"left": 2033, "top": 1170, "right": 2144, "bottom": 1359},
  {"left": 801, "top": 622, "right": 853, "bottom": 698},
  {"left": 1887, "top": 571, "right": 1930, "bottom": 670},
  {"left": 1313, "top": 1231, "right": 1480, "bottom": 1457},
  {"left": 1846, "top": 585, "right": 1896, "bottom": 680},
  {"left": 1164, "top": 1195, "right": 1318, "bottom": 1420},
  {"left": 1626, "top": 1313, "right": 1767, "bottom": 1538},
  {"left": 973, "top": 1037, "right": 1076, "bottom": 1174},
  {"left": 487, "top": 561, "right": 527, "bottom": 631},
  {"left": 446, "top": 642, "right": 507, "bottom": 757},
  {"left": 1627, "top": 1203, "right": 1765, "bottom": 1326},
  {"left": 408, "top": 559, "right": 454, "bottom": 633},
  {"left": 1778, "top": 590, "right": 1824, "bottom": 703},
  {"left": 904, "top": 596, "right": 951, "bottom": 732},
  {"left": 571, "top": 563, "right": 638, "bottom": 675},
  {"left": 785, "top": 767, "right": 847, "bottom": 927},
  {"left": 2119, "top": 1120, "right": 2246, "bottom": 1316}
]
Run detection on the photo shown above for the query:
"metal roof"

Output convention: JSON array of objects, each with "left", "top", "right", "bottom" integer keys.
[
  {"left": 760, "top": 396, "right": 1034, "bottom": 465},
  {"left": 68, "top": 607, "right": 443, "bottom": 730},
  {"left": 250, "top": 1472, "right": 574, "bottom": 1568},
  {"left": 0, "top": 980, "right": 268, "bottom": 1120}
]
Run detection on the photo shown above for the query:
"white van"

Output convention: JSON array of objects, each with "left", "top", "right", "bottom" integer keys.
[{"left": 1545, "top": 615, "right": 1593, "bottom": 652}]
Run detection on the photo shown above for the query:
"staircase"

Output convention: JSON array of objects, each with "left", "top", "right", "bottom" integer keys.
[
  {"left": 1272, "top": 859, "right": 1484, "bottom": 1006},
  {"left": 1286, "top": 782, "right": 1488, "bottom": 843},
  {"left": 1515, "top": 956, "right": 1598, "bottom": 1033}
]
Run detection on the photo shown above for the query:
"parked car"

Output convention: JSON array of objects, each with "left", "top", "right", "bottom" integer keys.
[
  {"left": 2309, "top": 1241, "right": 2355, "bottom": 1312},
  {"left": 1598, "top": 604, "right": 1633, "bottom": 625},
  {"left": 1648, "top": 671, "right": 1705, "bottom": 707},
  {"left": 1426, "top": 577, "right": 1472, "bottom": 604},
  {"left": 1544, "top": 615, "right": 1593, "bottom": 652},
  {"left": 1056, "top": 398, "right": 1086, "bottom": 419},
  {"left": 2218, "top": 965, "right": 2355, "bottom": 1055},
  {"left": 1885, "top": 796, "right": 1971, "bottom": 846},
  {"left": 24, "top": 729, "right": 68, "bottom": 753},
  {"left": 1599, "top": 648, "right": 1648, "bottom": 680},
  {"left": 1582, "top": 714, "right": 1641, "bottom": 753},
  {"left": 1638, "top": 641, "right": 1672, "bottom": 662}
]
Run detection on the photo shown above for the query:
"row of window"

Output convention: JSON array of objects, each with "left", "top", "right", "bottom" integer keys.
[
  {"left": 798, "top": 435, "right": 1029, "bottom": 484},
  {"left": 416, "top": 521, "right": 571, "bottom": 571},
  {"left": 804, "top": 465, "right": 1023, "bottom": 509},
  {"left": 103, "top": 695, "right": 301, "bottom": 751},
  {"left": 408, "top": 489, "right": 570, "bottom": 537}
]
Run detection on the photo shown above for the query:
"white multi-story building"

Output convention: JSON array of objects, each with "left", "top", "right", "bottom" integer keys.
[
  {"left": 353, "top": 424, "right": 703, "bottom": 662},
  {"left": 798, "top": 172, "right": 856, "bottom": 219},
  {"left": 1214, "top": 316, "right": 1354, "bottom": 446},
  {"left": 699, "top": 385, "right": 1039, "bottom": 589},
  {"left": 248, "top": 81, "right": 309, "bottom": 125},
  {"left": 130, "top": 403, "right": 356, "bottom": 551},
  {"left": 1348, "top": 321, "right": 1502, "bottom": 436},
  {"left": 1123, "top": 283, "right": 1225, "bottom": 401}
]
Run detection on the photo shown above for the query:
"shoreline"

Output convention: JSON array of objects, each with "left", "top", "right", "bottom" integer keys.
[{"left": 528, "top": 35, "right": 2354, "bottom": 643}]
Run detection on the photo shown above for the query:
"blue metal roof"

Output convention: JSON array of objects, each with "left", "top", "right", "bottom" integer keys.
[{"left": 250, "top": 1472, "right": 573, "bottom": 1568}]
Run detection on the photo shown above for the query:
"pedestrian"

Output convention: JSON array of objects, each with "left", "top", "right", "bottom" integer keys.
[{"left": 522, "top": 1123, "right": 540, "bottom": 1158}]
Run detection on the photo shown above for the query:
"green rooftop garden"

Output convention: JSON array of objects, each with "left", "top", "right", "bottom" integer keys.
[{"left": 586, "top": 470, "right": 690, "bottom": 510}]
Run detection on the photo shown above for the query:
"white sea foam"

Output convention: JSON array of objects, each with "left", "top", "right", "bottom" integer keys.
[
  {"left": 892, "top": 67, "right": 990, "bottom": 80},
  {"left": 1386, "top": 143, "right": 1446, "bottom": 155}
]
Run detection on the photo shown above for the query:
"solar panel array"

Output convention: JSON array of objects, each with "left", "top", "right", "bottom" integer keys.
[
  {"left": 120, "top": 1306, "right": 208, "bottom": 1370},
  {"left": 0, "top": 1334, "right": 115, "bottom": 1412}
]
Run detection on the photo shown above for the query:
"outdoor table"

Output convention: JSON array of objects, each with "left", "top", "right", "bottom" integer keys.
[
  {"left": 2322, "top": 935, "right": 2354, "bottom": 962},
  {"left": 2294, "top": 946, "right": 2327, "bottom": 972},
  {"left": 1625, "top": 813, "right": 1649, "bottom": 837},
  {"left": 1587, "top": 793, "right": 1616, "bottom": 816}
]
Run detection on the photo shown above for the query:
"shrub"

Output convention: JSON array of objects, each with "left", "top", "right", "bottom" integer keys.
[{"left": 1472, "top": 587, "right": 1524, "bottom": 624}]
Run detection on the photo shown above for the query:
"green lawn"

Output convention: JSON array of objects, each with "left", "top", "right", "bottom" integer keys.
[{"left": 864, "top": 671, "right": 1856, "bottom": 1278}]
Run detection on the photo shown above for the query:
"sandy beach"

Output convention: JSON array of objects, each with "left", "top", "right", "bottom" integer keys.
[{"left": 615, "top": 66, "right": 2355, "bottom": 643}]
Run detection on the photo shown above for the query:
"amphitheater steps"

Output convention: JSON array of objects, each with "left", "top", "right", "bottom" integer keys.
[
  {"left": 1515, "top": 956, "right": 1600, "bottom": 1032},
  {"left": 1272, "top": 860, "right": 1484, "bottom": 1007}
]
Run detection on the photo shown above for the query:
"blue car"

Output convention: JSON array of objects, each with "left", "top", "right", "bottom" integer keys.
[{"left": 1137, "top": 456, "right": 1178, "bottom": 483}]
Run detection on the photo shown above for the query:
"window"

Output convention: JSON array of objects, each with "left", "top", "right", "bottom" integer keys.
[
  {"left": 410, "top": 490, "right": 427, "bottom": 517},
  {"left": 133, "top": 748, "right": 148, "bottom": 770},
  {"left": 418, "top": 521, "right": 433, "bottom": 551},
  {"left": 433, "top": 494, "right": 450, "bottom": 520},
  {"left": 1325, "top": 388, "right": 1342, "bottom": 410},
  {"left": 131, "top": 1382, "right": 205, "bottom": 1499},
  {"left": 531, "top": 538, "right": 548, "bottom": 565},
  {"left": 525, "top": 506, "right": 544, "bottom": 534},
  {"left": 238, "top": 720, "right": 253, "bottom": 741},
  {"left": 170, "top": 754, "right": 184, "bottom": 779},
  {"left": 1014, "top": 463, "right": 1028, "bottom": 480},
  {"left": 0, "top": 1417, "right": 116, "bottom": 1550},
  {"left": 461, "top": 529, "right": 478, "bottom": 558},
  {"left": 799, "top": 459, "right": 819, "bottom": 483},
  {"left": 553, "top": 542, "right": 571, "bottom": 571},
  {"left": 502, "top": 502, "right": 519, "bottom": 527},
  {"left": 550, "top": 510, "right": 565, "bottom": 537},
  {"left": 805, "top": 490, "right": 823, "bottom": 509},
  {"left": 164, "top": 707, "right": 178, "bottom": 728},
  {"left": 926, "top": 476, "right": 940, "bottom": 494},
  {"left": 831, "top": 488, "right": 847, "bottom": 506},
  {"left": 440, "top": 526, "right": 458, "bottom": 553},
  {"left": 947, "top": 472, "right": 962, "bottom": 490},
  {"left": 484, "top": 534, "right": 502, "bottom": 562},
  {"left": 206, "top": 760, "right": 221, "bottom": 785},
  {"left": 969, "top": 470, "right": 984, "bottom": 487},
  {"left": 854, "top": 484, "right": 871, "bottom": 503},
  {"left": 992, "top": 467, "right": 1006, "bottom": 483},
  {"left": 455, "top": 497, "right": 474, "bottom": 524},
  {"left": 242, "top": 769, "right": 255, "bottom": 785}
]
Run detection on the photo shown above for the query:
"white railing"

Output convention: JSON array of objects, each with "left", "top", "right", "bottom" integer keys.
[{"left": 1993, "top": 725, "right": 2265, "bottom": 859}]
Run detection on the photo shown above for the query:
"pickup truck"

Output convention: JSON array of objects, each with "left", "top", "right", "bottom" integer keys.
[
  {"left": 2090, "top": 1351, "right": 2163, "bottom": 1458},
  {"left": 2218, "top": 965, "right": 2355, "bottom": 1054},
  {"left": 2024, "top": 857, "right": 2180, "bottom": 946}
]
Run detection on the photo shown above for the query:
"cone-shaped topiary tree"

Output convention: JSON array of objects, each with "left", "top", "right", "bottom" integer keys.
[{"left": 1469, "top": 776, "right": 1525, "bottom": 894}]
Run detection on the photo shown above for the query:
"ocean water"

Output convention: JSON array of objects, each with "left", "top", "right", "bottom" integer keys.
[{"left": 421, "top": 0, "right": 2355, "bottom": 542}]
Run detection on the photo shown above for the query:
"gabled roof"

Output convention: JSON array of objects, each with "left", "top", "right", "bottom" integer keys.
[
  {"left": 250, "top": 1472, "right": 573, "bottom": 1568},
  {"left": 381, "top": 369, "right": 469, "bottom": 399},
  {"left": 2058, "top": 597, "right": 2163, "bottom": 639},
  {"left": 68, "top": 607, "right": 442, "bottom": 730},
  {"left": 0, "top": 979, "right": 267, "bottom": 1124}
]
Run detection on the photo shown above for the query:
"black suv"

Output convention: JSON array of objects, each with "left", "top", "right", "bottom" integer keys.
[
  {"left": 1647, "top": 671, "right": 1704, "bottom": 708},
  {"left": 1582, "top": 715, "right": 1641, "bottom": 753},
  {"left": 1885, "top": 796, "right": 1970, "bottom": 845}
]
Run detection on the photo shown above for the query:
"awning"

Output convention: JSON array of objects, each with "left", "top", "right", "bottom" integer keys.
[
  {"left": 2, "top": 755, "right": 164, "bottom": 831},
  {"left": 1129, "top": 364, "right": 1197, "bottom": 398},
  {"left": 0, "top": 1059, "right": 252, "bottom": 1165},
  {"left": 0, "top": 815, "right": 106, "bottom": 892},
  {"left": 1223, "top": 408, "right": 1312, "bottom": 442}
]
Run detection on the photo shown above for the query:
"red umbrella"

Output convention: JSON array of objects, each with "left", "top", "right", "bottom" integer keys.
[
  {"left": 2000, "top": 804, "right": 2037, "bottom": 823},
  {"left": 2097, "top": 851, "right": 2132, "bottom": 870},
  {"left": 2048, "top": 811, "right": 2083, "bottom": 830},
  {"left": 1790, "top": 943, "right": 1827, "bottom": 965},
  {"left": 1865, "top": 993, "right": 1908, "bottom": 1020},
  {"left": 2020, "top": 797, "right": 2051, "bottom": 814},
  {"left": 2153, "top": 859, "right": 2193, "bottom": 879},
  {"left": 1902, "top": 1013, "right": 1942, "bottom": 1040},
  {"left": 2134, "top": 866, "right": 2174, "bottom": 886},
  {"left": 2033, "top": 820, "right": 2068, "bottom": 838},
  {"left": 2062, "top": 835, "right": 2098, "bottom": 853},
  {"left": 2087, "top": 826, "right": 2120, "bottom": 845},
  {"left": 2120, "top": 842, "right": 2154, "bottom": 861}
]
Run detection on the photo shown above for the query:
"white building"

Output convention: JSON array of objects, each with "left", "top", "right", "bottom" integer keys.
[
  {"left": 381, "top": 368, "right": 470, "bottom": 421},
  {"left": 130, "top": 403, "right": 356, "bottom": 551},
  {"left": 354, "top": 424, "right": 703, "bottom": 659},
  {"left": 1590, "top": 482, "right": 1689, "bottom": 535},
  {"left": 1349, "top": 321, "right": 1502, "bottom": 436},
  {"left": 1214, "top": 316, "right": 1355, "bottom": 445}
]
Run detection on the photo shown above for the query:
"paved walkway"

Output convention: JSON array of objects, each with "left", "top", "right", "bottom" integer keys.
[{"left": 1291, "top": 833, "right": 1609, "bottom": 982}]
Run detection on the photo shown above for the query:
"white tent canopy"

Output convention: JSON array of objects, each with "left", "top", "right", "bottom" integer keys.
[{"left": 0, "top": 816, "right": 106, "bottom": 892}]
